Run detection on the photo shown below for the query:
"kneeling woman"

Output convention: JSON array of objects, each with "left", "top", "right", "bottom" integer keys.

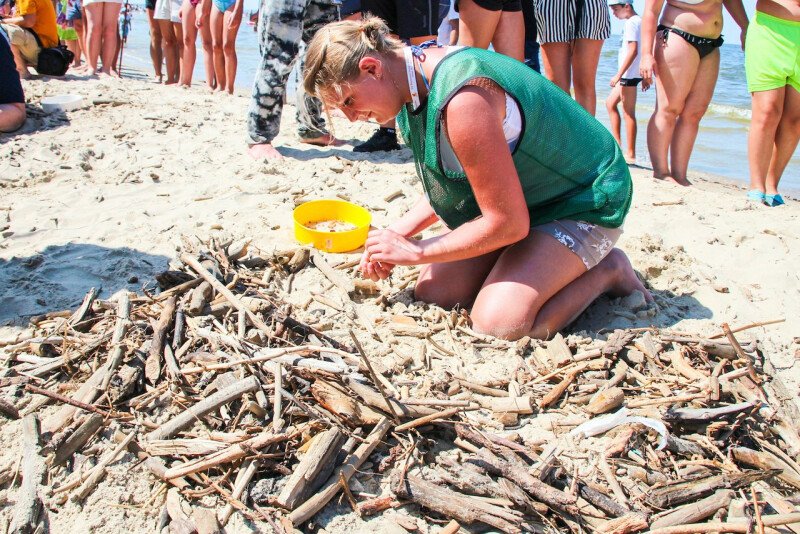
[{"left": 304, "top": 18, "right": 651, "bottom": 340}]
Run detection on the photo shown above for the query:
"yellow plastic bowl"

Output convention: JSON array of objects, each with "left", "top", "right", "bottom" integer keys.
[{"left": 293, "top": 199, "right": 372, "bottom": 253}]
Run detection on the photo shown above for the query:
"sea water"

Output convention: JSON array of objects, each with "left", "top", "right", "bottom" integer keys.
[{"left": 119, "top": 12, "right": 799, "bottom": 192}]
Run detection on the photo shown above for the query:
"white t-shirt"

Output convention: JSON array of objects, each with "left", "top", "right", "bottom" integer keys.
[
  {"left": 437, "top": 0, "right": 459, "bottom": 45},
  {"left": 618, "top": 14, "right": 642, "bottom": 79}
]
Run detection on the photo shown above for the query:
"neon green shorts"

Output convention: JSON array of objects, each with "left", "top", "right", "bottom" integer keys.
[{"left": 745, "top": 11, "right": 800, "bottom": 93}]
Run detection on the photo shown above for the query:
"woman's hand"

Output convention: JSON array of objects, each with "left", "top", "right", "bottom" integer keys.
[
  {"left": 639, "top": 53, "right": 655, "bottom": 91},
  {"left": 196, "top": 12, "right": 203, "bottom": 27},
  {"left": 363, "top": 229, "right": 423, "bottom": 266},
  {"left": 610, "top": 73, "right": 621, "bottom": 87},
  {"left": 358, "top": 249, "right": 395, "bottom": 281}
]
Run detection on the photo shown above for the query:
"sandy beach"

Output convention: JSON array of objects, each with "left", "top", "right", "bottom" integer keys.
[{"left": 1, "top": 73, "right": 799, "bottom": 532}]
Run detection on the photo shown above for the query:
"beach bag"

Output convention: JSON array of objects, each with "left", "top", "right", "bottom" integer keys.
[{"left": 26, "top": 28, "right": 73, "bottom": 76}]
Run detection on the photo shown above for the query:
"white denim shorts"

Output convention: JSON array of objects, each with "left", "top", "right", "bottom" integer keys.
[
  {"left": 533, "top": 219, "right": 622, "bottom": 269},
  {"left": 154, "top": 0, "right": 182, "bottom": 22}
]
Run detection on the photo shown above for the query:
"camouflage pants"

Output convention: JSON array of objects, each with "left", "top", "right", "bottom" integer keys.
[{"left": 246, "top": 0, "right": 338, "bottom": 145}]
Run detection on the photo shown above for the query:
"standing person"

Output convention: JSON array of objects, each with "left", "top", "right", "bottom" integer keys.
[
  {"left": 56, "top": 0, "right": 81, "bottom": 67},
  {"left": 66, "top": 0, "right": 85, "bottom": 68},
  {"left": 535, "top": 0, "right": 610, "bottom": 115},
  {"left": 0, "top": 0, "right": 58, "bottom": 79},
  {"left": 640, "top": 0, "right": 748, "bottom": 186},
  {"left": 354, "top": 0, "right": 446, "bottom": 152},
  {"left": 83, "top": 0, "right": 123, "bottom": 75},
  {"left": 605, "top": 0, "right": 641, "bottom": 163},
  {"left": 146, "top": 0, "right": 163, "bottom": 82},
  {"left": 246, "top": 0, "right": 340, "bottom": 161},
  {"left": 745, "top": 0, "right": 799, "bottom": 207},
  {"left": 179, "top": 0, "right": 214, "bottom": 88},
  {"left": 304, "top": 18, "right": 650, "bottom": 340},
  {"left": 0, "top": 26, "right": 26, "bottom": 132},
  {"left": 521, "top": 0, "right": 539, "bottom": 71},
  {"left": 457, "top": 0, "right": 523, "bottom": 61},
  {"left": 209, "top": 0, "right": 241, "bottom": 94},
  {"left": 153, "top": 0, "right": 182, "bottom": 84}
]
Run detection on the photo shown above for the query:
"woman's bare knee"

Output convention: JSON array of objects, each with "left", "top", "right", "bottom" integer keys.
[{"left": 471, "top": 311, "right": 530, "bottom": 341}]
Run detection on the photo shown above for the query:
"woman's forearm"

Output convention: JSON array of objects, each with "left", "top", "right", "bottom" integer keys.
[
  {"left": 417, "top": 213, "right": 528, "bottom": 264},
  {"left": 640, "top": 0, "right": 663, "bottom": 57},
  {"left": 387, "top": 194, "right": 439, "bottom": 237}
]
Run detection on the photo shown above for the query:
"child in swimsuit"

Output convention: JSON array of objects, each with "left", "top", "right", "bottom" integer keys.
[
  {"left": 209, "top": 0, "right": 242, "bottom": 94},
  {"left": 605, "top": 0, "right": 641, "bottom": 163},
  {"left": 640, "top": 0, "right": 748, "bottom": 186}
]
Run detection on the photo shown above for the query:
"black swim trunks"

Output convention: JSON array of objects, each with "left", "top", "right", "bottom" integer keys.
[
  {"left": 146, "top": 0, "right": 156, "bottom": 10},
  {"left": 456, "top": 0, "right": 522, "bottom": 12},
  {"left": 619, "top": 77, "right": 642, "bottom": 87},
  {"left": 658, "top": 24, "right": 723, "bottom": 59},
  {"left": 0, "top": 31, "right": 24, "bottom": 105},
  {"left": 363, "top": 0, "right": 447, "bottom": 38}
]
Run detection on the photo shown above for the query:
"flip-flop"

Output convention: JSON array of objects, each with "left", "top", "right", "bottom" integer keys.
[
  {"left": 746, "top": 190, "right": 766, "bottom": 204},
  {"left": 765, "top": 193, "right": 785, "bottom": 207}
]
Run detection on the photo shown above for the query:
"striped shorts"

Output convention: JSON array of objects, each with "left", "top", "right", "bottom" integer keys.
[{"left": 534, "top": 0, "right": 610, "bottom": 43}]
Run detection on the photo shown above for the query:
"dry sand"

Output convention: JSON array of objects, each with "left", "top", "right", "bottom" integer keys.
[{"left": 0, "top": 73, "right": 798, "bottom": 532}]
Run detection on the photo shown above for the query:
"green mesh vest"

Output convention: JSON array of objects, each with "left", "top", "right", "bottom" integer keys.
[{"left": 396, "top": 47, "right": 632, "bottom": 229}]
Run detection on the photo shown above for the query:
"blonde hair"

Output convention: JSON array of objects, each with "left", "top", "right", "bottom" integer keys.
[{"left": 303, "top": 17, "right": 403, "bottom": 102}]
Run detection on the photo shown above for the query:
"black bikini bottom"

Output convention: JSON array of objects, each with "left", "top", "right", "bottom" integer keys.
[{"left": 658, "top": 24, "right": 724, "bottom": 59}]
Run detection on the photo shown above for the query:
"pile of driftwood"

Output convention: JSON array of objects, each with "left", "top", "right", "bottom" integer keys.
[{"left": 2, "top": 238, "right": 800, "bottom": 534}]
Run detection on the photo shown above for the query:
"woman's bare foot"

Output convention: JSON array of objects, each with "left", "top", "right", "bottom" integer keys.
[
  {"left": 603, "top": 249, "right": 653, "bottom": 303},
  {"left": 654, "top": 172, "right": 691, "bottom": 187},
  {"left": 301, "top": 133, "right": 344, "bottom": 147},
  {"left": 248, "top": 143, "right": 284, "bottom": 161}
]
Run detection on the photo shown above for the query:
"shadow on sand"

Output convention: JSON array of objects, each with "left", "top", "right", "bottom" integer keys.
[{"left": 0, "top": 243, "right": 169, "bottom": 326}]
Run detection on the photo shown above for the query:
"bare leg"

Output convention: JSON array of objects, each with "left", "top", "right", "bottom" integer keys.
[
  {"left": 100, "top": 1, "right": 122, "bottom": 75},
  {"left": 571, "top": 38, "right": 603, "bottom": 116},
  {"left": 210, "top": 5, "right": 225, "bottom": 91},
  {"left": 620, "top": 85, "right": 638, "bottom": 161},
  {"left": 180, "top": 0, "right": 196, "bottom": 86},
  {"left": 158, "top": 18, "right": 178, "bottom": 83},
  {"left": 73, "top": 17, "right": 85, "bottom": 67},
  {"left": 172, "top": 21, "right": 184, "bottom": 83},
  {"left": 647, "top": 30, "right": 699, "bottom": 185},
  {"left": 198, "top": 3, "right": 215, "bottom": 89},
  {"left": 540, "top": 42, "right": 571, "bottom": 94},
  {"left": 84, "top": 2, "right": 104, "bottom": 73},
  {"left": 457, "top": 0, "right": 501, "bottom": 50},
  {"left": 748, "top": 88, "right": 784, "bottom": 193},
  {"left": 0, "top": 103, "right": 26, "bottom": 133},
  {"left": 414, "top": 250, "right": 503, "bottom": 309},
  {"left": 669, "top": 49, "right": 719, "bottom": 183},
  {"left": 9, "top": 44, "right": 31, "bottom": 79},
  {"left": 222, "top": 3, "right": 241, "bottom": 94},
  {"left": 147, "top": 7, "right": 163, "bottom": 81},
  {"left": 606, "top": 83, "right": 623, "bottom": 146},
  {"left": 65, "top": 39, "right": 80, "bottom": 68},
  {"left": 492, "top": 10, "right": 525, "bottom": 62},
  {"left": 765, "top": 85, "right": 800, "bottom": 195}
]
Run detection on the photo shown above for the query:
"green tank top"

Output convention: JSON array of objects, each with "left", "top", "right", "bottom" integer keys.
[{"left": 396, "top": 47, "right": 632, "bottom": 229}]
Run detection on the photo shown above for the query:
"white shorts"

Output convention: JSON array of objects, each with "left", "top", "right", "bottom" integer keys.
[
  {"left": 154, "top": 0, "right": 182, "bottom": 22},
  {"left": 83, "top": 0, "right": 123, "bottom": 4}
]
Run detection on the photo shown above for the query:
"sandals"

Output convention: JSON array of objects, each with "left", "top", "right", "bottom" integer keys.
[
  {"left": 747, "top": 190, "right": 766, "bottom": 204},
  {"left": 765, "top": 193, "right": 785, "bottom": 207},
  {"left": 747, "top": 190, "right": 786, "bottom": 207}
]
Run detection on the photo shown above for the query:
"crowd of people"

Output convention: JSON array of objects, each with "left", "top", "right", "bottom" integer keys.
[{"left": 1, "top": 0, "right": 798, "bottom": 337}]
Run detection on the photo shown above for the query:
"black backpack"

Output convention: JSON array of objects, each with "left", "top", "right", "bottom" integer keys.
[{"left": 26, "top": 28, "right": 74, "bottom": 76}]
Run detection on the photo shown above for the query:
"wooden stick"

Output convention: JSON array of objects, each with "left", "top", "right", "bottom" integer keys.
[
  {"left": 647, "top": 513, "right": 800, "bottom": 534},
  {"left": 395, "top": 407, "right": 463, "bottom": 432},
  {"left": 25, "top": 384, "right": 115, "bottom": 419},
  {"left": 181, "top": 253, "right": 279, "bottom": 341},
  {"left": 272, "top": 362, "right": 284, "bottom": 432},
  {"left": 72, "top": 429, "right": 138, "bottom": 502},
  {"left": 440, "top": 520, "right": 461, "bottom": 534},
  {"left": 145, "top": 296, "right": 176, "bottom": 384},
  {"left": 598, "top": 456, "right": 629, "bottom": 507},
  {"left": 311, "top": 249, "right": 355, "bottom": 294},
  {"left": 650, "top": 490, "right": 734, "bottom": 530},
  {"left": 539, "top": 370, "right": 578, "bottom": 408},
  {"left": 147, "top": 375, "right": 260, "bottom": 440},
  {"left": 289, "top": 417, "right": 392, "bottom": 525},
  {"left": 50, "top": 414, "right": 104, "bottom": 467},
  {"left": 164, "top": 425, "right": 307, "bottom": 480},
  {"left": 220, "top": 459, "right": 258, "bottom": 525},
  {"left": 99, "top": 292, "right": 131, "bottom": 390},
  {"left": 349, "top": 329, "right": 401, "bottom": 424},
  {"left": 708, "top": 318, "right": 785, "bottom": 339},
  {"left": 277, "top": 427, "right": 346, "bottom": 509},
  {"left": 722, "top": 322, "right": 760, "bottom": 385},
  {"left": 11, "top": 415, "right": 44, "bottom": 534}
]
